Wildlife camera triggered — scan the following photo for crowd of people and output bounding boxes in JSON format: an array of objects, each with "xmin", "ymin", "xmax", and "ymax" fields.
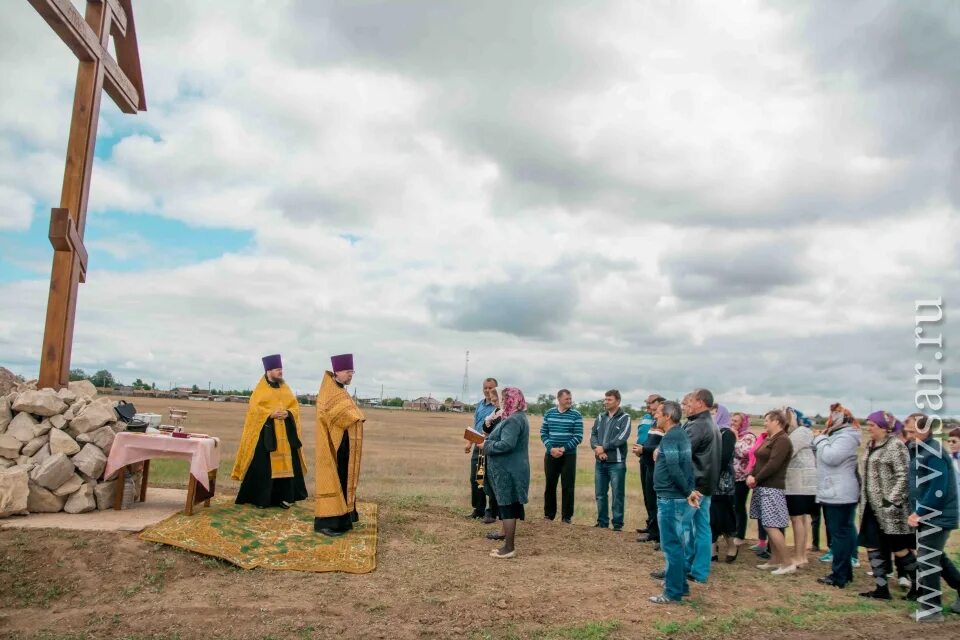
[{"xmin": 465, "ymin": 381, "xmax": 960, "ymax": 622}]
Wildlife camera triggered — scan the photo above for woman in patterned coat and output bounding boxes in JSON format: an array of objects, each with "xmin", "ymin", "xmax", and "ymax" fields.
[{"xmin": 858, "ymin": 410, "xmax": 916, "ymax": 600}]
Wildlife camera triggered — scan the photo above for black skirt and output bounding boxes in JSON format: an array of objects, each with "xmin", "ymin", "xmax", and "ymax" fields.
[
  {"xmin": 498, "ymin": 502, "xmax": 525, "ymax": 520},
  {"xmin": 858, "ymin": 503, "xmax": 914, "ymax": 551},
  {"xmin": 710, "ymin": 495, "xmax": 737, "ymax": 539},
  {"xmin": 786, "ymin": 494, "xmax": 818, "ymax": 516},
  {"xmin": 235, "ymin": 417, "xmax": 308, "ymax": 508}
]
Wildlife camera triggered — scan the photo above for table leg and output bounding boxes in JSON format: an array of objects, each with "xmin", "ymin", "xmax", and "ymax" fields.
[
  {"xmin": 204, "ymin": 469, "xmax": 216, "ymax": 508},
  {"xmin": 139, "ymin": 459, "xmax": 150, "ymax": 502},
  {"xmin": 185, "ymin": 474, "xmax": 196, "ymax": 516},
  {"xmin": 113, "ymin": 466, "xmax": 125, "ymax": 510}
]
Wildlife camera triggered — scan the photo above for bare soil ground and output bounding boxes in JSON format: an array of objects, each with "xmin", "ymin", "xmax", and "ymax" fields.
[{"xmin": 1, "ymin": 401, "xmax": 958, "ymax": 639}]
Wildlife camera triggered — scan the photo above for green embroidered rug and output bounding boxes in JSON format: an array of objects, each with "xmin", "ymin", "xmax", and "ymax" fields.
[{"xmin": 140, "ymin": 498, "xmax": 377, "ymax": 573}]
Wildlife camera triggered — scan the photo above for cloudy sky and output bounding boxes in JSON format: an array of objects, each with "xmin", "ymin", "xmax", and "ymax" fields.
[{"xmin": 1, "ymin": 0, "xmax": 957, "ymax": 417}]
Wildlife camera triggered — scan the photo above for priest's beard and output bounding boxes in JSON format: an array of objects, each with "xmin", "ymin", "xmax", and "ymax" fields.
[{"xmin": 268, "ymin": 374, "xmax": 284, "ymax": 385}]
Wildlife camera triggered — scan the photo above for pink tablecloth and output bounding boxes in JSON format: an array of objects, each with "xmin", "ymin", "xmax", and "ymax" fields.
[{"xmin": 104, "ymin": 432, "xmax": 221, "ymax": 490}]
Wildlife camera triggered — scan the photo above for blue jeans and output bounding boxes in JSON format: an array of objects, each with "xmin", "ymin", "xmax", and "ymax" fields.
[
  {"xmin": 822, "ymin": 502, "xmax": 858, "ymax": 586},
  {"xmin": 658, "ymin": 497, "xmax": 695, "ymax": 600},
  {"xmin": 595, "ymin": 461, "xmax": 626, "ymax": 528},
  {"xmin": 683, "ymin": 494, "xmax": 712, "ymax": 582}
]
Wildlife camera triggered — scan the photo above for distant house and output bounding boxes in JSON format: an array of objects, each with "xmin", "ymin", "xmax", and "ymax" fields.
[
  {"xmin": 404, "ymin": 396, "xmax": 441, "ymax": 411},
  {"xmin": 444, "ymin": 399, "xmax": 465, "ymax": 412}
]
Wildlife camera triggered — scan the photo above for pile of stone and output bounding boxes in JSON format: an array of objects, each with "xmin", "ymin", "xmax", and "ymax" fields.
[{"xmin": 0, "ymin": 379, "xmax": 138, "ymax": 518}]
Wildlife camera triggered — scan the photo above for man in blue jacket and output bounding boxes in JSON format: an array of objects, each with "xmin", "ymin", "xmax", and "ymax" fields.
[
  {"xmin": 590, "ymin": 389, "xmax": 632, "ymax": 531},
  {"xmin": 906, "ymin": 413, "xmax": 960, "ymax": 622},
  {"xmin": 648, "ymin": 400, "xmax": 697, "ymax": 604}
]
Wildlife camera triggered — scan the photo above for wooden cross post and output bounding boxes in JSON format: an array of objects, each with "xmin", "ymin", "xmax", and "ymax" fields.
[{"xmin": 28, "ymin": 0, "xmax": 146, "ymax": 389}]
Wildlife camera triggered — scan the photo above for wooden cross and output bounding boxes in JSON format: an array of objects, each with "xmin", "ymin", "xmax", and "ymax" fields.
[{"xmin": 28, "ymin": 0, "xmax": 146, "ymax": 389}]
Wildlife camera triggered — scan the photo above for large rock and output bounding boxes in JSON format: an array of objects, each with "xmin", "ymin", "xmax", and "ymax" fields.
[
  {"xmin": 22, "ymin": 436, "xmax": 46, "ymax": 457},
  {"xmin": 68, "ymin": 379, "xmax": 98, "ymax": 399},
  {"xmin": 70, "ymin": 403, "xmax": 115, "ymax": 434},
  {"xmin": 27, "ymin": 481, "xmax": 66, "ymax": 512},
  {"xmin": 56, "ymin": 387, "xmax": 78, "ymax": 406},
  {"xmin": 49, "ymin": 428, "xmax": 81, "ymax": 456},
  {"xmin": 28, "ymin": 443, "xmax": 51, "ymax": 467},
  {"xmin": 53, "ymin": 473, "xmax": 84, "ymax": 497},
  {"xmin": 31, "ymin": 453, "xmax": 75, "ymax": 491},
  {"xmin": 0, "ymin": 433, "xmax": 22, "ymax": 459},
  {"xmin": 0, "ymin": 467, "xmax": 30, "ymax": 517},
  {"xmin": 49, "ymin": 414, "xmax": 67, "ymax": 430},
  {"xmin": 64, "ymin": 482, "xmax": 96, "ymax": 513},
  {"xmin": 7, "ymin": 413, "xmax": 38, "ymax": 443},
  {"xmin": 12, "ymin": 389, "xmax": 67, "ymax": 417},
  {"xmin": 0, "ymin": 367, "xmax": 20, "ymax": 396},
  {"xmin": 94, "ymin": 479, "xmax": 116, "ymax": 510},
  {"xmin": 0, "ymin": 395, "xmax": 11, "ymax": 433},
  {"xmin": 78, "ymin": 425, "xmax": 116, "ymax": 453},
  {"xmin": 33, "ymin": 420, "xmax": 52, "ymax": 438},
  {"xmin": 72, "ymin": 444, "xmax": 107, "ymax": 480}
]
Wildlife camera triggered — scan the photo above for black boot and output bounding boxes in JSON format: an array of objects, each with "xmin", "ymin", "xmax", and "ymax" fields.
[
  {"xmin": 895, "ymin": 551, "xmax": 918, "ymax": 600},
  {"xmin": 860, "ymin": 549, "xmax": 892, "ymax": 599}
]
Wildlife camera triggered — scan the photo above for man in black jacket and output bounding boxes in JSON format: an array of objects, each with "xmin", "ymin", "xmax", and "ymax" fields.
[
  {"xmin": 590, "ymin": 389, "xmax": 632, "ymax": 531},
  {"xmin": 681, "ymin": 389, "xmax": 721, "ymax": 583}
]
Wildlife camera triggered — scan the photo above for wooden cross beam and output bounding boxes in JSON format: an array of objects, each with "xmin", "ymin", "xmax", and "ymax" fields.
[{"xmin": 28, "ymin": 0, "xmax": 146, "ymax": 389}]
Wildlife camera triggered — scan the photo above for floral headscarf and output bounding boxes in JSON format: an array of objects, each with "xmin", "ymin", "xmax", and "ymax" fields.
[
  {"xmin": 733, "ymin": 412, "xmax": 751, "ymax": 438},
  {"xmin": 500, "ymin": 387, "xmax": 527, "ymax": 418}
]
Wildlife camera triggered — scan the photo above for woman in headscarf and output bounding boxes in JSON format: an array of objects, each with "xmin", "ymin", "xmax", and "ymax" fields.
[
  {"xmin": 478, "ymin": 387, "xmax": 531, "ymax": 559},
  {"xmin": 710, "ymin": 405, "xmax": 738, "ymax": 561},
  {"xmin": 812, "ymin": 408, "xmax": 861, "ymax": 588},
  {"xmin": 784, "ymin": 406, "xmax": 818, "ymax": 570},
  {"xmin": 731, "ymin": 412, "xmax": 754, "ymax": 548},
  {"xmin": 858, "ymin": 411, "xmax": 916, "ymax": 600},
  {"xmin": 747, "ymin": 428, "xmax": 770, "ymax": 557}
]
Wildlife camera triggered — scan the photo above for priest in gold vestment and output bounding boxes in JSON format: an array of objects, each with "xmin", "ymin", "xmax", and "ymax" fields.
[
  {"xmin": 232, "ymin": 354, "xmax": 308, "ymax": 508},
  {"xmin": 314, "ymin": 353, "xmax": 365, "ymax": 536}
]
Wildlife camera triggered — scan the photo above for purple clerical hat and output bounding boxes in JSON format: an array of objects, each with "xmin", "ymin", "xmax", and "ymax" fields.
[
  {"xmin": 262, "ymin": 354, "xmax": 282, "ymax": 371},
  {"xmin": 330, "ymin": 353, "xmax": 354, "ymax": 372}
]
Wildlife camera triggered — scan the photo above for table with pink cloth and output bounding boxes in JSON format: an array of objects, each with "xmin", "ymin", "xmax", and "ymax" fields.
[{"xmin": 105, "ymin": 432, "xmax": 221, "ymax": 489}]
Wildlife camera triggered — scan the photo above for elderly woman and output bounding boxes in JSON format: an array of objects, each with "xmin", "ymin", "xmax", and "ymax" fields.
[
  {"xmin": 748, "ymin": 410, "xmax": 794, "ymax": 574},
  {"xmin": 710, "ymin": 405, "xmax": 738, "ymax": 562},
  {"xmin": 478, "ymin": 387, "xmax": 530, "ymax": 559},
  {"xmin": 784, "ymin": 407, "xmax": 818, "ymax": 570},
  {"xmin": 731, "ymin": 412, "xmax": 754, "ymax": 548},
  {"xmin": 812, "ymin": 410, "xmax": 861, "ymax": 588},
  {"xmin": 858, "ymin": 411, "xmax": 915, "ymax": 600}
]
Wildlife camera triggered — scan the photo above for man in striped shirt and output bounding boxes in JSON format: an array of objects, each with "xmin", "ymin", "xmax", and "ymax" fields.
[
  {"xmin": 540, "ymin": 389, "xmax": 584, "ymax": 523},
  {"xmin": 591, "ymin": 389, "xmax": 632, "ymax": 531}
]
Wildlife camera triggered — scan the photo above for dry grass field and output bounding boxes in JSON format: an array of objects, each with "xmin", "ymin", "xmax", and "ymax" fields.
[{"xmin": 1, "ymin": 399, "xmax": 958, "ymax": 639}]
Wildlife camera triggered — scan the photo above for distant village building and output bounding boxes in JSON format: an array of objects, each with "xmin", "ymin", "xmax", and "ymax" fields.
[
  {"xmin": 444, "ymin": 399, "xmax": 465, "ymax": 412},
  {"xmin": 404, "ymin": 396, "xmax": 441, "ymax": 411}
]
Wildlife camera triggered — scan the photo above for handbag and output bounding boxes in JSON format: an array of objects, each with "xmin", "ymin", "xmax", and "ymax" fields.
[{"xmin": 114, "ymin": 400, "xmax": 137, "ymax": 423}]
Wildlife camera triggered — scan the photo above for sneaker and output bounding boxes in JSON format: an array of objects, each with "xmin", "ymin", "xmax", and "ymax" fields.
[
  {"xmin": 612, "ymin": 525, "xmax": 623, "ymax": 532},
  {"xmin": 950, "ymin": 598, "xmax": 960, "ymax": 614},
  {"xmin": 757, "ymin": 563, "xmax": 778, "ymax": 570},
  {"xmin": 650, "ymin": 569, "xmax": 666, "ymax": 579},
  {"xmin": 851, "ymin": 557, "xmax": 861, "ymax": 568},
  {"xmin": 749, "ymin": 542, "xmax": 766, "ymax": 551},
  {"xmin": 561, "ymin": 518, "xmax": 572, "ymax": 524},
  {"xmin": 818, "ymin": 551, "xmax": 833, "ymax": 563},
  {"xmin": 899, "ymin": 577, "xmax": 911, "ymax": 589},
  {"xmin": 756, "ymin": 549, "xmax": 771, "ymax": 560}
]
